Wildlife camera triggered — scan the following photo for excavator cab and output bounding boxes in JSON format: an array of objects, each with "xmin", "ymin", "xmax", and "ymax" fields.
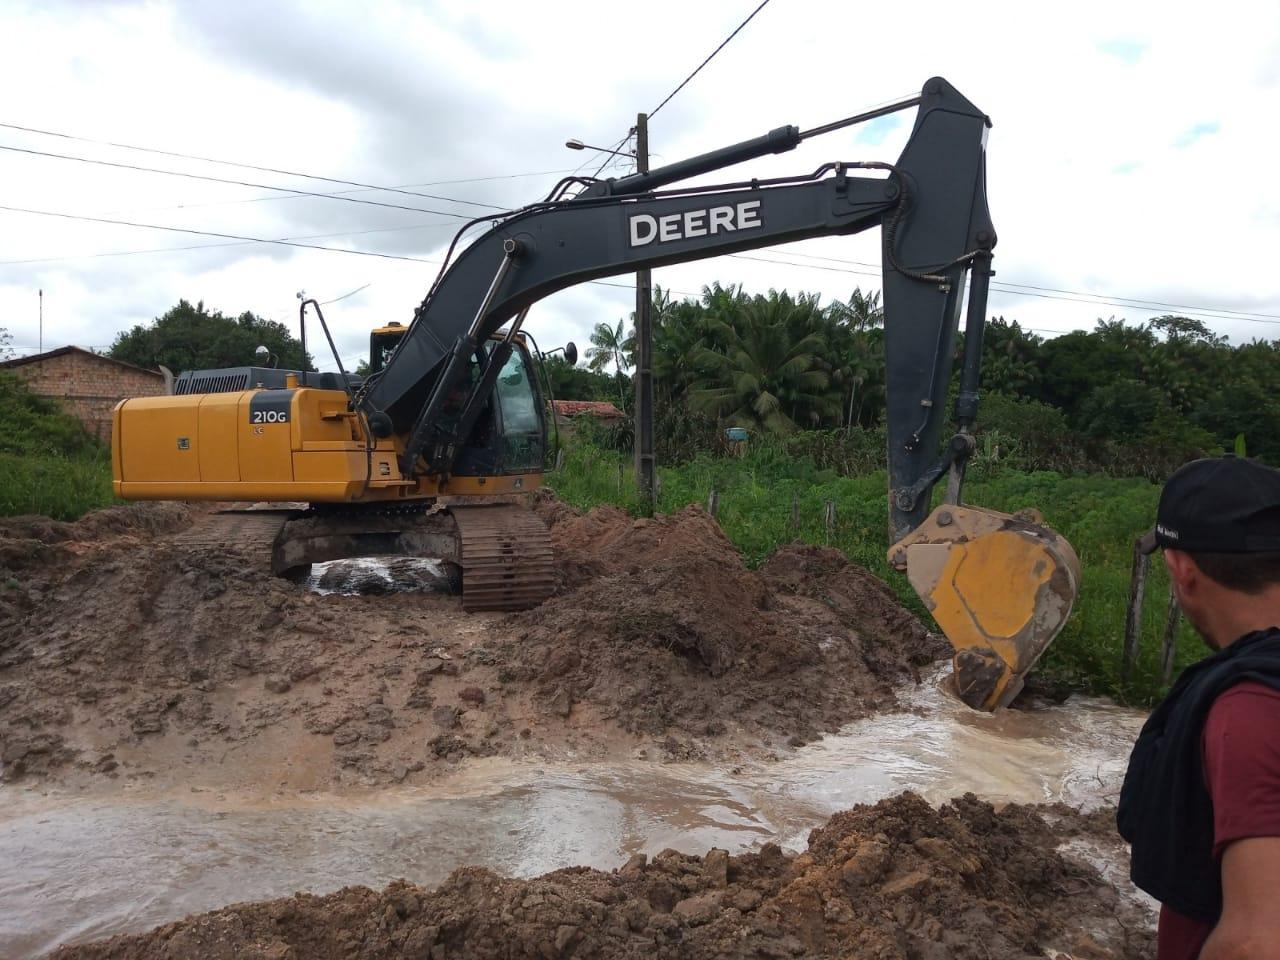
[{"xmin": 368, "ymin": 323, "xmax": 406, "ymax": 375}]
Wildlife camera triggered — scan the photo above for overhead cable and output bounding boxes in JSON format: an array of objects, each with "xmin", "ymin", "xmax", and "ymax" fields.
[
  {"xmin": 0, "ymin": 120, "xmax": 519, "ymax": 210},
  {"xmin": 649, "ymin": 0, "xmax": 773, "ymax": 119},
  {"xmin": 0, "ymin": 143, "xmax": 504, "ymax": 218},
  {"xmin": 727, "ymin": 251, "xmax": 1280, "ymax": 327}
]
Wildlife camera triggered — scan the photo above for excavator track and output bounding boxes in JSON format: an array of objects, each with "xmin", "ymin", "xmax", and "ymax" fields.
[
  {"xmin": 176, "ymin": 509, "xmax": 295, "ymax": 566},
  {"xmin": 450, "ymin": 504, "xmax": 555, "ymax": 612},
  {"xmin": 174, "ymin": 504, "xmax": 554, "ymax": 613}
]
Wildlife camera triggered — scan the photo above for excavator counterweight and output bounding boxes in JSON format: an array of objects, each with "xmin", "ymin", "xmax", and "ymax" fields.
[{"xmin": 112, "ymin": 77, "xmax": 1080, "ymax": 711}]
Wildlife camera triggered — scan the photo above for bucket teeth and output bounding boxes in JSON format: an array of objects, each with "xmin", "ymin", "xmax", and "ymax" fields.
[{"xmin": 889, "ymin": 504, "xmax": 1081, "ymax": 711}]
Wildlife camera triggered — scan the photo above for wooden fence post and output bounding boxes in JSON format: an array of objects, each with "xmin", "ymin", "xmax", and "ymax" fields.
[
  {"xmin": 707, "ymin": 488, "xmax": 719, "ymax": 519},
  {"xmin": 823, "ymin": 499, "xmax": 836, "ymax": 544},
  {"xmin": 1161, "ymin": 586, "xmax": 1182, "ymax": 686},
  {"xmin": 791, "ymin": 494, "xmax": 801, "ymax": 531},
  {"xmin": 1121, "ymin": 537, "xmax": 1151, "ymax": 684}
]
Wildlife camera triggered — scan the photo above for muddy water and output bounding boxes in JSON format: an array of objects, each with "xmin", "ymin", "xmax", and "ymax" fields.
[
  {"xmin": 0, "ymin": 672, "xmax": 1146, "ymax": 957},
  {"xmin": 308, "ymin": 557, "xmax": 451, "ymax": 597}
]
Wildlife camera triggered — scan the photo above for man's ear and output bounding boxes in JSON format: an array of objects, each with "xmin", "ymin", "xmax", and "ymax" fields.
[{"xmin": 1165, "ymin": 548, "xmax": 1199, "ymax": 596}]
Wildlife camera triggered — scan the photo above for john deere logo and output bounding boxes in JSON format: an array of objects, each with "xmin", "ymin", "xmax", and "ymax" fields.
[{"xmin": 628, "ymin": 200, "xmax": 762, "ymax": 247}]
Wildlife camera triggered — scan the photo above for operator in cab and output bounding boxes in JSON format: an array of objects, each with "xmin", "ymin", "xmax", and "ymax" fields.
[{"xmin": 1118, "ymin": 456, "xmax": 1280, "ymax": 960}]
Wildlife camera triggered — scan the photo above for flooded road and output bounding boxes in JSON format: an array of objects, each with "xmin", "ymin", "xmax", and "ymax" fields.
[{"xmin": 0, "ymin": 672, "xmax": 1146, "ymax": 957}]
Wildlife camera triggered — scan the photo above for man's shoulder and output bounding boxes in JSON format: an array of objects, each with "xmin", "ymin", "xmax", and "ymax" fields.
[{"xmin": 1213, "ymin": 680, "xmax": 1280, "ymax": 710}]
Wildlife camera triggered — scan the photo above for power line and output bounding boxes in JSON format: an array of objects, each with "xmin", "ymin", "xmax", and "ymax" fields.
[
  {"xmin": 111, "ymin": 167, "xmax": 581, "ymax": 217},
  {"xmin": 649, "ymin": 0, "xmax": 773, "ymax": 119},
  {"xmin": 0, "ymin": 219, "xmax": 461, "ymax": 267},
  {"xmin": 0, "ymin": 120, "xmax": 524, "ymax": 211},
  {"xmin": 758, "ymin": 248, "xmax": 1280, "ymax": 323},
  {"xmin": 0, "ymin": 200, "xmax": 700, "ymax": 306},
  {"xmin": 0, "ymin": 202, "xmax": 437, "ymax": 264},
  {"xmin": 727, "ymin": 250, "xmax": 1280, "ymax": 327},
  {"xmin": 321, "ymin": 283, "xmax": 372, "ymax": 306},
  {"xmin": 0, "ymin": 142, "xmax": 503, "ymax": 218}
]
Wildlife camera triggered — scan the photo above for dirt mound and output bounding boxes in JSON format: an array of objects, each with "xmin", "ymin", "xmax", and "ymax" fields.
[
  {"xmin": 0, "ymin": 502, "xmax": 192, "ymax": 573},
  {"xmin": 539, "ymin": 499, "xmax": 740, "ymax": 593},
  {"xmin": 54, "ymin": 792, "xmax": 1153, "ymax": 959},
  {"xmin": 505, "ymin": 504, "xmax": 938, "ymax": 751},
  {"xmin": 0, "ymin": 527, "xmax": 558, "ymax": 788}
]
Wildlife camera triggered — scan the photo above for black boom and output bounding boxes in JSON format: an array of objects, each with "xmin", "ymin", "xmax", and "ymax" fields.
[{"xmin": 358, "ymin": 77, "xmax": 994, "ymax": 542}]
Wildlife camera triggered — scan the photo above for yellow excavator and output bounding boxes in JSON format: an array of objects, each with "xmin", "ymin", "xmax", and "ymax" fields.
[{"xmin": 112, "ymin": 78, "xmax": 1079, "ymax": 711}]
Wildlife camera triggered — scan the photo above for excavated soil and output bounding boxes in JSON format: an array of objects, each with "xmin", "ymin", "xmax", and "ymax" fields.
[
  {"xmin": 0, "ymin": 494, "xmax": 940, "ymax": 789},
  {"xmin": 52, "ymin": 791, "xmax": 1154, "ymax": 960},
  {"xmin": 514, "ymin": 495, "xmax": 944, "ymax": 754}
]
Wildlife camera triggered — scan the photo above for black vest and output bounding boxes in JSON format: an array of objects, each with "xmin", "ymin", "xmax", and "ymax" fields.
[{"xmin": 1117, "ymin": 627, "xmax": 1280, "ymax": 921}]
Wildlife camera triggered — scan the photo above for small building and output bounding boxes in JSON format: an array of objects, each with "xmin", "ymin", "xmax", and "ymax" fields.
[
  {"xmin": 0, "ymin": 346, "xmax": 165, "ymax": 443},
  {"xmin": 551, "ymin": 399, "xmax": 626, "ymax": 427}
]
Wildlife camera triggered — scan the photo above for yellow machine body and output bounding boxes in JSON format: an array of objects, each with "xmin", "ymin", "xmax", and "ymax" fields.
[
  {"xmin": 889, "ymin": 504, "xmax": 1081, "ymax": 711},
  {"xmin": 112, "ymin": 385, "xmax": 540, "ymax": 503}
]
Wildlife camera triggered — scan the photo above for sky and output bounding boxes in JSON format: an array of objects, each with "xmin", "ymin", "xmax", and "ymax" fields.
[{"xmin": 1, "ymin": 0, "xmax": 1278, "ymax": 372}]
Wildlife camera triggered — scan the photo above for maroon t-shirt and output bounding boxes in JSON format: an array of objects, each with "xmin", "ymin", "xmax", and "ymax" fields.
[{"xmin": 1156, "ymin": 681, "xmax": 1280, "ymax": 960}]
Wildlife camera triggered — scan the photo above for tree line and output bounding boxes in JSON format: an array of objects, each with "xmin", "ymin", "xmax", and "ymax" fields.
[
  {"xmin": 552, "ymin": 283, "xmax": 1280, "ymax": 476},
  {"xmin": 28, "ymin": 290, "xmax": 1274, "ymax": 478}
]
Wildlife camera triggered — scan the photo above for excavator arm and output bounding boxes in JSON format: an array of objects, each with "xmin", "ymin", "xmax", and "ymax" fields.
[{"xmin": 350, "ymin": 77, "xmax": 1079, "ymax": 711}]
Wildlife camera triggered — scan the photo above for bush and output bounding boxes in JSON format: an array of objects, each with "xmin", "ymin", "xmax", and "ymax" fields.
[
  {"xmin": 0, "ymin": 373, "xmax": 115, "ymax": 520},
  {"xmin": 0, "ymin": 452, "xmax": 113, "ymax": 520},
  {"xmin": 0, "ymin": 372, "xmax": 102, "ymax": 458}
]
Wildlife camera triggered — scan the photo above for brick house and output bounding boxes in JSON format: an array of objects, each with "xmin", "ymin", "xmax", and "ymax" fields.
[{"xmin": 0, "ymin": 346, "xmax": 166, "ymax": 443}]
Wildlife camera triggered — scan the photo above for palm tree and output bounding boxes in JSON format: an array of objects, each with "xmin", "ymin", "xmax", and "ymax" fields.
[
  {"xmin": 826, "ymin": 288, "xmax": 886, "ymax": 429},
  {"xmin": 585, "ymin": 318, "xmax": 634, "ymax": 404},
  {"xmin": 585, "ymin": 318, "xmax": 632, "ymax": 374},
  {"xmin": 691, "ymin": 291, "xmax": 839, "ymax": 432}
]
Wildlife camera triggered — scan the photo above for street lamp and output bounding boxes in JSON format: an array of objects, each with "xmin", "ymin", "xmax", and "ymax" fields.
[{"xmin": 564, "ymin": 138, "xmax": 635, "ymax": 159}]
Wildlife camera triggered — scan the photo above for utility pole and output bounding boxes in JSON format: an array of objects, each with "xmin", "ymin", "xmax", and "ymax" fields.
[
  {"xmin": 633, "ymin": 112, "xmax": 656, "ymax": 512},
  {"xmin": 38, "ymin": 289, "xmax": 43, "ymax": 354}
]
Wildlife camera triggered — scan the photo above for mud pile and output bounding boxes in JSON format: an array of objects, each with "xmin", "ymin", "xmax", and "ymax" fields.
[
  {"xmin": 0, "ymin": 524, "xmax": 537, "ymax": 788},
  {"xmin": 510, "ymin": 498, "xmax": 944, "ymax": 752},
  {"xmin": 1, "ymin": 495, "xmax": 940, "ymax": 788},
  {"xmin": 0, "ymin": 502, "xmax": 191, "ymax": 573},
  {"xmin": 54, "ymin": 792, "xmax": 1153, "ymax": 960}
]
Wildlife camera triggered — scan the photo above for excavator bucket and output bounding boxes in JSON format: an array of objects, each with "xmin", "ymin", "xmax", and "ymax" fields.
[{"xmin": 888, "ymin": 505, "xmax": 1081, "ymax": 711}]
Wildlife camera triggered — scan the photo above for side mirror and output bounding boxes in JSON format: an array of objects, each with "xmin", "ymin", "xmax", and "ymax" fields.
[{"xmin": 563, "ymin": 341, "xmax": 578, "ymax": 366}]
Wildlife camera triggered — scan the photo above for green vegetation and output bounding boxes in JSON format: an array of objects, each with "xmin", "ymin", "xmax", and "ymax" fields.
[
  {"xmin": 575, "ymin": 283, "xmax": 1280, "ymax": 474},
  {"xmin": 0, "ymin": 370, "xmax": 113, "ymax": 520},
  {"xmin": 548, "ymin": 434, "xmax": 1197, "ymax": 707},
  {"xmin": 109, "ymin": 299, "xmax": 312, "ymax": 372}
]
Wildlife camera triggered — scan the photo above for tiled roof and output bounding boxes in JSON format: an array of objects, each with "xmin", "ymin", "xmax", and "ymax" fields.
[{"xmin": 551, "ymin": 399, "xmax": 625, "ymax": 418}]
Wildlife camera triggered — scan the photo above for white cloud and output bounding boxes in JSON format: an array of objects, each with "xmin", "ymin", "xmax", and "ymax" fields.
[{"xmin": 1, "ymin": 0, "xmax": 1278, "ymax": 366}]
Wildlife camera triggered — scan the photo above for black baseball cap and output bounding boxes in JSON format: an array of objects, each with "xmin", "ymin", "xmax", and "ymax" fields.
[{"xmin": 1139, "ymin": 456, "xmax": 1280, "ymax": 554}]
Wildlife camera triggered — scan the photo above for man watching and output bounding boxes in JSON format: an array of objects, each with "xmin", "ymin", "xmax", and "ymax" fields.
[{"xmin": 1118, "ymin": 455, "xmax": 1280, "ymax": 960}]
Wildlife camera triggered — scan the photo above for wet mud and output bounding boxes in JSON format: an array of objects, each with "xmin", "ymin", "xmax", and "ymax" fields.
[
  {"xmin": 0, "ymin": 498, "xmax": 1156, "ymax": 957},
  {"xmin": 50, "ymin": 792, "xmax": 1152, "ymax": 959},
  {"xmin": 0, "ymin": 497, "xmax": 939, "ymax": 789}
]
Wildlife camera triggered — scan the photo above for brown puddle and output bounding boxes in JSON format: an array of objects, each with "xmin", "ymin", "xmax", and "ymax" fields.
[{"xmin": 0, "ymin": 670, "xmax": 1149, "ymax": 957}]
